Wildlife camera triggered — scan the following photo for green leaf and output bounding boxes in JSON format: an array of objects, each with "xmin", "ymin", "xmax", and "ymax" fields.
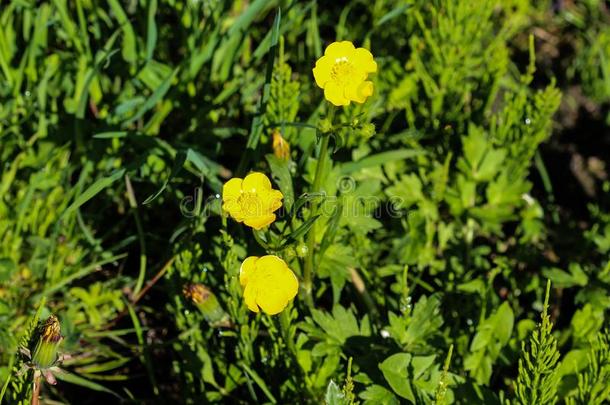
[
  {"xmin": 241, "ymin": 363, "xmax": 277, "ymax": 404},
  {"xmin": 406, "ymin": 294, "xmax": 443, "ymax": 347},
  {"xmin": 495, "ymin": 301, "xmax": 515, "ymax": 345},
  {"xmin": 319, "ymin": 201, "xmax": 344, "ymax": 258},
  {"xmin": 123, "ymin": 67, "xmax": 179, "ymax": 126},
  {"xmin": 462, "ymin": 126, "xmax": 488, "ymax": 170},
  {"xmin": 360, "ymin": 384, "xmax": 400, "ymax": 405},
  {"xmin": 325, "ymin": 380, "xmax": 345, "ymax": 405},
  {"xmin": 0, "ymin": 259, "xmax": 16, "ymax": 282},
  {"xmin": 309, "ymin": 306, "xmax": 369, "ymax": 344},
  {"xmin": 185, "ymin": 148, "xmax": 223, "ymax": 193},
  {"xmin": 465, "ymin": 301, "xmax": 514, "ymax": 384},
  {"xmin": 475, "ymin": 149, "xmax": 506, "ymax": 181},
  {"xmin": 266, "ymin": 154, "xmax": 294, "ymax": 210},
  {"xmin": 145, "ymin": 0, "xmax": 158, "ymax": 61},
  {"xmin": 318, "ymin": 244, "xmax": 353, "ymax": 304},
  {"xmin": 379, "ymin": 353, "xmax": 415, "ymax": 401},
  {"xmin": 279, "ymin": 215, "xmax": 320, "ymax": 248},
  {"xmin": 61, "ymin": 169, "xmax": 126, "ymax": 219},
  {"xmin": 236, "ymin": 7, "xmax": 281, "ymax": 174},
  {"xmin": 143, "ymin": 150, "xmax": 187, "ymax": 204},
  {"xmin": 375, "ymin": 4, "xmax": 412, "ymax": 27},
  {"xmin": 106, "ymin": 0, "xmax": 137, "ymax": 63},
  {"xmin": 542, "ymin": 264, "xmax": 588, "ymax": 288},
  {"xmin": 93, "ymin": 131, "xmax": 129, "ymax": 139},
  {"xmin": 56, "ymin": 372, "xmax": 121, "ymax": 398},
  {"xmin": 386, "ymin": 174, "xmax": 424, "ymax": 208},
  {"xmin": 340, "ymin": 149, "xmax": 425, "ymax": 175}
]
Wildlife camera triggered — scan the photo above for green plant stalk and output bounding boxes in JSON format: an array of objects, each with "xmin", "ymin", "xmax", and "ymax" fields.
[
  {"xmin": 303, "ymin": 108, "xmax": 335, "ymax": 306},
  {"xmin": 279, "ymin": 309, "xmax": 296, "ymax": 356},
  {"xmin": 125, "ymin": 175, "xmax": 148, "ymax": 296},
  {"xmin": 32, "ymin": 374, "xmax": 41, "ymax": 405}
]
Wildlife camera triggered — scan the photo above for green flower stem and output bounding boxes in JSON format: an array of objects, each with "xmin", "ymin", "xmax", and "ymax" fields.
[
  {"xmin": 279, "ymin": 308, "xmax": 296, "ymax": 356},
  {"xmin": 278, "ymin": 307, "xmax": 314, "ymax": 397},
  {"xmin": 303, "ymin": 107, "xmax": 335, "ymax": 307}
]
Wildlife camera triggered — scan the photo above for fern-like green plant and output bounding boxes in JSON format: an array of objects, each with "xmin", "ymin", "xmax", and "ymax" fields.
[
  {"xmin": 0, "ymin": 299, "xmax": 46, "ymax": 405},
  {"xmin": 513, "ymin": 280, "xmax": 560, "ymax": 405},
  {"xmin": 565, "ymin": 329, "xmax": 610, "ymax": 405}
]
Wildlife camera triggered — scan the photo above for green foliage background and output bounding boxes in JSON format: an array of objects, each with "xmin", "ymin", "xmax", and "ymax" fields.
[{"xmin": 1, "ymin": 0, "xmax": 609, "ymax": 403}]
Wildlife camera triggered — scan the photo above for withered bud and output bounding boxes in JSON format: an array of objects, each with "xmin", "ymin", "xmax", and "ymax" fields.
[
  {"xmin": 32, "ymin": 315, "xmax": 63, "ymax": 369},
  {"xmin": 183, "ymin": 283, "xmax": 210, "ymax": 305},
  {"xmin": 183, "ymin": 284, "xmax": 231, "ymax": 327}
]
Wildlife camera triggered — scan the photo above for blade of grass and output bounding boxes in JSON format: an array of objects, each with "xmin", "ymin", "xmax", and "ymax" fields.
[
  {"xmin": 123, "ymin": 67, "xmax": 179, "ymax": 126},
  {"xmin": 56, "ymin": 372, "xmax": 121, "ymax": 398},
  {"xmin": 127, "ymin": 303, "xmax": 158, "ymax": 396},
  {"xmin": 125, "ymin": 175, "xmax": 148, "ymax": 296},
  {"xmin": 241, "ymin": 363, "xmax": 277, "ymax": 404},
  {"xmin": 145, "ymin": 0, "xmax": 157, "ymax": 61},
  {"xmin": 61, "ymin": 168, "xmax": 126, "ymax": 220},
  {"xmin": 37, "ymin": 253, "xmax": 127, "ymax": 298},
  {"xmin": 236, "ymin": 8, "xmax": 281, "ymax": 175}
]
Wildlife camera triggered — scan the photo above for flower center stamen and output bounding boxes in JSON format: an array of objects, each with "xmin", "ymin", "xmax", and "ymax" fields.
[
  {"xmin": 238, "ymin": 192, "xmax": 262, "ymax": 216},
  {"xmin": 330, "ymin": 57, "xmax": 355, "ymax": 84}
]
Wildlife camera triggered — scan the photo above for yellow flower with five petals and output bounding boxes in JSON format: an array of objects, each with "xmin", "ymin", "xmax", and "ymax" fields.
[
  {"xmin": 222, "ymin": 172, "xmax": 283, "ymax": 230},
  {"xmin": 313, "ymin": 41, "xmax": 377, "ymax": 106},
  {"xmin": 240, "ymin": 255, "xmax": 299, "ymax": 315}
]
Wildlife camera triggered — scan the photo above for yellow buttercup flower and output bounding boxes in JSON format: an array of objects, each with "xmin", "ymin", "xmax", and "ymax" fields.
[
  {"xmin": 222, "ymin": 172, "xmax": 283, "ymax": 230},
  {"xmin": 240, "ymin": 255, "xmax": 299, "ymax": 315},
  {"xmin": 313, "ymin": 41, "xmax": 377, "ymax": 106}
]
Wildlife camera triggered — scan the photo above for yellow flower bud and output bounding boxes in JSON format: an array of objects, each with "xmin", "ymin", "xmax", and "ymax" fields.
[
  {"xmin": 272, "ymin": 130, "xmax": 291, "ymax": 161},
  {"xmin": 318, "ymin": 118, "xmax": 333, "ymax": 134},
  {"xmin": 296, "ymin": 243, "xmax": 309, "ymax": 258},
  {"xmin": 361, "ymin": 123, "xmax": 376, "ymax": 139}
]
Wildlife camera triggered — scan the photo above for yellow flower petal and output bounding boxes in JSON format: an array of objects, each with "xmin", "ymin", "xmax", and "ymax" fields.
[
  {"xmin": 222, "ymin": 178, "xmax": 243, "ymax": 201},
  {"xmin": 345, "ymin": 80, "xmax": 374, "ymax": 104},
  {"xmin": 279, "ymin": 267, "xmax": 299, "ymax": 302},
  {"xmin": 243, "ymin": 282, "xmax": 260, "ymax": 313},
  {"xmin": 324, "ymin": 81, "xmax": 350, "ymax": 106},
  {"xmin": 244, "ymin": 214, "xmax": 276, "ymax": 230},
  {"xmin": 260, "ymin": 189, "xmax": 283, "ymax": 212},
  {"xmin": 240, "ymin": 255, "xmax": 299, "ymax": 315},
  {"xmin": 313, "ymin": 55, "xmax": 333, "ymax": 88},
  {"xmin": 243, "ymin": 172, "xmax": 272, "ymax": 193},
  {"xmin": 353, "ymin": 48, "xmax": 377, "ymax": 73},
  {"xmin": 324, "ymin": 41, "xmax": 355, "ymax": 59},
  {"xmin": 239, "ymin": 256, "xmax": 259, "ymax": 287},
  {"xmin": 255, "ymin": 255, "xmax": 286, "ymax": 271},
  {"xmin": 257, "ymin": 287, "xmax": 289, "ymax": 315},
  {"xmin": 256, "ymin": 256, "xmax": 298, "ymax": 301}
]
